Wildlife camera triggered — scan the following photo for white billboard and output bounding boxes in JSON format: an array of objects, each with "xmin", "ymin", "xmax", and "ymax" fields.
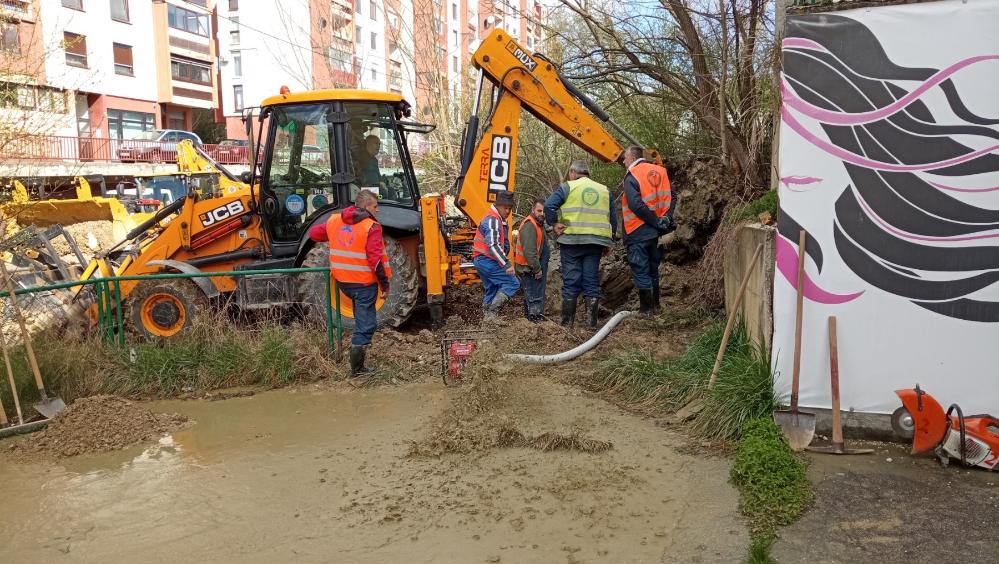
[{"xmin": 776, "ymin": 0, "xmax": 999, "ymax": 414}]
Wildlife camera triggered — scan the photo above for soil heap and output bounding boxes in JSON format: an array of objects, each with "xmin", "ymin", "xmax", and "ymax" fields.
[{"xmin": 6, "ymin": 395, "xmax": 188, "ymax": 458}]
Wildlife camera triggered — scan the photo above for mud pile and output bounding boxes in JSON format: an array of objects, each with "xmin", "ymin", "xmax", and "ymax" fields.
[
  {"xmin": 58, "ymin": 220, "xmax": 116, "ymax": 260},
  {"xmin": 7, "ymin": 395, "xmax": 188, "ymax": 458}
]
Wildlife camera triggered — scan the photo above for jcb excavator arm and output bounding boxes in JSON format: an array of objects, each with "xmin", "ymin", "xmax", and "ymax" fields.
[{"xmin": 455, "ymin": 28, "xmax": 646, "ymax": 224}]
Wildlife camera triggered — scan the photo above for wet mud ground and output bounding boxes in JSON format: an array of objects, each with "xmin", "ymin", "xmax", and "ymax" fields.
[
  {"xmin": 774, "ymin": 440, "xmax": 999, "ymax": 563},
  {"xmin": 0, "ymin": 378, "xmax": 748, "ymax": 563}
]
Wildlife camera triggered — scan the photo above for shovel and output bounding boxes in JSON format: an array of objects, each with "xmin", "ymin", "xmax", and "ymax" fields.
[
  {"xmin": 774, "ymin": 230, "xmax": 815, "ymax": 451},
  {"xmin": 0, "ymin": 257, "xmax": 65, "ymax": 419},
  {"xmin": 806, "ymin": 316, "xmax": 873, "ymax": 455}
]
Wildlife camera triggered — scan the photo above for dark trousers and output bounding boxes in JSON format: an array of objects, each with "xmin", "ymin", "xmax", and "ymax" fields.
[
  {"xmin": 626, "ymin": 238, "xmax": 662, "ymax": 289},
  {"xmin": 341, "ymin": 283, "xmax": 377, "ymax": 346},
  {"xmin": 520, "ymin": 245, "xmax": 550, "ymax": 320},
  {"xmin": 561, "ymin": 243, "xmax": 602, "ymax": 299}
]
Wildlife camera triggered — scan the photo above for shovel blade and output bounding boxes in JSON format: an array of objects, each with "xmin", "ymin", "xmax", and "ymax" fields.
[
  {"xmin": 773, "ymin": 409, "xmax": 816, "ymax": 451},
  {"xmin": 33, "ymin": 396, "xmax": 66, "ymax": 419}
]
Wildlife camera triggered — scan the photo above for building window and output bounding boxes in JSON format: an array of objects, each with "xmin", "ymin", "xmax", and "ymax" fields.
[
  {"xmin": 451, "ymin": 29, "xmax": 457, "ymax": 47},
  {"xmin": 186, "ymin": 0, "xmax": 207, "ymax": 7},
  {"xmin": 370, "ymin": 68, "xmax": 375, "ymax": 81},
  {"xmin": 64, "ymin": 32, "xmax": 88, "ymax": 68},
  {"xmin": 355, "ymin": 25, "xmax": 361, "ymax": 44},
  {"xmin": 232, "ymin": 52, "xmax": 242, "ymax": 77},
  {"xmin": 369, "ymin": 0, "xmax": 376, "ymax": 20},
  {"xmin": 108, "ymin": 108, "xmax": 154, "ymax": 139},
  {"xmin": 451, "ymin": 2, "xmax": 457, "ymax": 19},
  {"xmin": 170, "ymin": 56, "xmax": 212, "ymax": 85},
  {"xmin": 229, "ymin": 0, "xmax": 238, "ymax": 10},
  {"xmin": 62, "ymin": 0, "xmax": 83, "ymax": 10},
  {"xmin": 167, "ymin": 4, "xmax": 209, "ymax": 37},
  {"xmin": 327, "ymin": 46, "xmax": 350, "ymax": 73},
  {"xmin": 0, "ymin": 83, "xmax": 68, "ymax": 113},
  {"xmin": 370, "ymin": 31, "xmax": 376, "ymax": 50},
  {"xmin": 452, "ymin": 55, "xmax": 457, "ymax": 69},
  {"xmin": 110, "ymin": 0, "xmax": 128, "ymax": 22},
  {"xmin": 433, "ymin": 17, "xmax": 441, "ymax": 34},
  {"xmin": 233, "ymin": 85, "xmax": 244, "ymax": 111},
  {"xmin": 167, "ymin": 111, "xmax": 185, "ymax": 130},
  {"xmin": 113, "ymin": 43, "xmax": 133, "ymax": 75},
  {"xmin": 229, "ymin": 16, "xmax": 240, "ymax": 43},
  {"xmin": 355, "ymin": 0, "xmax": 361, "ymax": 14},
  {"xmin": 0, "ymin": 23, "xmax": 19, "ymax": 54}
]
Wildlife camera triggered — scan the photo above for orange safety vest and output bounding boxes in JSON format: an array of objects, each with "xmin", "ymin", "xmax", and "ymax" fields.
[
  {"xmin": 472, "ymin": 207, "xmax": 509, "ymax": 259},
  {"xmin": 326, "ymin": 213, "xmax": 391, "ymax": 285},
  {"xmin": 513, "ymin": 215, "xmax": 543, "ymax": 266},
  {"xmin": 621, "ymin": 161, "xmax": 672, "ymax": 234}
]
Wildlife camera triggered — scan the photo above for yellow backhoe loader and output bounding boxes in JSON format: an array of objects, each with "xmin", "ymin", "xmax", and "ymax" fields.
[{"xmin": 60, "ymin": 28, "xmax": 653, "ymax": 337}]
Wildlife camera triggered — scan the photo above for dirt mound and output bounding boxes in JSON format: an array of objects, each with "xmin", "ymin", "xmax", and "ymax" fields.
[
  {"xmin": 6, "ymin": 395, "xmax": 188, "ymax": 459},
  {"xmin": 58, "ymin": 220, "xmax": 116, "ymax": 260}
]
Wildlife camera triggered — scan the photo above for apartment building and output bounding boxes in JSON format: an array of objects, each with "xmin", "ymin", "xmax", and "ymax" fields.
[
  {"xmin": 0, "ymin": 0, "xmax": 542, "ymax": 147},
  {"xmin": 0, "ymin": 0, "xmax": 220, "ymax": 143}
]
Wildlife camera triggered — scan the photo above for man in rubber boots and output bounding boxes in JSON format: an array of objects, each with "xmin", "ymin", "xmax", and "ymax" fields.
[
  {"xmin": 472, "ymin": 190, "xmax": 519, "ymax": 323},
  {"xmin": 620, "ymin": 146, "xmax": 675, "ymax": 315},
  {"xmin": 544, "ymin": 160, "xmax": 615, "ymax": 328},
  {"xmin": 309, "ymin": 190, "xmax": 392, "ymax": 375},
  {"xmin": 513, "ymin": 198, "xmax": 550, "ymax": 323}
]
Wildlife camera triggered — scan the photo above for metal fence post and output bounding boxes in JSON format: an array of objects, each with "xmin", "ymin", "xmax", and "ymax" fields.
[{"xmin": 113, "ymin": 279, "xmax": 125, "ymax": 348}]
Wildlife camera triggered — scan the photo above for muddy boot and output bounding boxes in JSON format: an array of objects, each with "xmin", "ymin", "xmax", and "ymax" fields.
[
  {"xmin": 349, "ymin": 345, "xmax": 375, "ymax": 377},
  {"xmin": 652, "ymin": 282, "xmax": 662, "ymax": 313},
  {"xmin": 560, "ymin": 297, "xmax": 577, "ymax": 327},
  {"xmin": 584, "ymin": 297, "xmax": 600, "ymax": 328},
  {"xmin": 483, "ymin": 293, "xmax": 510, "ymax": 325},
  {"xmin": 638, "ymin": 288, "xmax": 654, "ymax": 316}
]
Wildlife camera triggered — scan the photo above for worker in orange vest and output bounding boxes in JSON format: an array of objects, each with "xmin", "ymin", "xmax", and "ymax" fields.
[
  {"xmin": 513, "ymin": 198, "xmax": 550, "ymax": 323},
  {"xmin": 472, "ymin": 190, "xmax": 520, "ymax": 322},
  {"xmin": 621, "ymin": 146, "xmax": 675, "ymax": 315},
  {"xmin": 308, "ymin": 190, "xmax": 392, "ymax": 376}
]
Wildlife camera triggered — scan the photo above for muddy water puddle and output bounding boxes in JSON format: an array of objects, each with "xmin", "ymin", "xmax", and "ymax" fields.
[{"xmin": 0, "ymin": 380, "xmax": 746, "ymax": 563}]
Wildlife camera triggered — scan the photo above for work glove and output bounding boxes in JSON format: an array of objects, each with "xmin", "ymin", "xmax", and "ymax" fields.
[
  {"xmin": 379, "ymin": 279, "xmax": 390, "ymax": 295},
  {"xmin": 656, "ymin": 216, "xmax": 676, "ymax": 236}
]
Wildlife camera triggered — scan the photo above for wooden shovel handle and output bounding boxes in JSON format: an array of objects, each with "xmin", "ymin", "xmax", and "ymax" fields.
[
  {"xmin": 791, "ymin": 230, "xmax": 806, "ymax": 411},
  {"xmin": 828, "ymin": 316, "xmax": 843, "ymax": 444},
  {"xmin": 0, "ymin": 255, "xmax": 46, "ymax": 396},
  {"xmin": 708, "ymin": 243, "xmax": 764, "ymax": 389}
]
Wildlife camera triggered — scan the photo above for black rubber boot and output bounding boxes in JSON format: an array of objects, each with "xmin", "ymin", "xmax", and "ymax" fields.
[
  {"xmin": 652, "ymin": 282, "xmax": 662, "ymax": 313},
  {"xmin": 585, "ymin": 297, "xmax": 600, "ymax": 328},
  {"xmin": 349, "ymin": 345, "xmax": 375, "ymax": 376},
  {"xmin": 560, "ymin": 297, "xmax": 577, "ymax": 327},
  {"xmin": 638, "ymin": 288, "xmax": 654, "ymax": 316}
]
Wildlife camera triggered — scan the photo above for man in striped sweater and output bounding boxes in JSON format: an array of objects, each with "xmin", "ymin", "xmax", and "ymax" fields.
[{"xmin": 472, "ymin": 190, "xmax": 520, "ymax": 322}]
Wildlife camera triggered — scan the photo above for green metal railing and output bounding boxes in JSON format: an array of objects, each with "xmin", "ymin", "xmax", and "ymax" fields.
[{"xmin": 2, "ymin": 267, "xmax": 345, "ymax": 357}]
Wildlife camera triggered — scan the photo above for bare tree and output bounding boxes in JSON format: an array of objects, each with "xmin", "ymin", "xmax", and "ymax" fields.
[{"xmin": 547, "ymin": 0, "xmax": 776, "ymax": 186}]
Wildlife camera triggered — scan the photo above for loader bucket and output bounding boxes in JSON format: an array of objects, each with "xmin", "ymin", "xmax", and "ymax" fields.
[{"xmin": 3, "ymin": 198, "xmax": 136, "ymax": 240}]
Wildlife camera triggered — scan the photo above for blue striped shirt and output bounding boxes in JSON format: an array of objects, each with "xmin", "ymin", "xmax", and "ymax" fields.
[{"xmin": 478, "ymin": 207, "xmax": 510, "ymax": 266}]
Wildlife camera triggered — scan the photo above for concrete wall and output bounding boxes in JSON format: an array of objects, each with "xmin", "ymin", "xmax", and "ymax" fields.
[{"xmin": 723, "ymin": 223, "xmax": 776, "ymax": 353}]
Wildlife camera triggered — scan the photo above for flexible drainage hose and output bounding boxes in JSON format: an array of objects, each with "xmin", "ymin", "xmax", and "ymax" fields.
[{"xmin": 503, "ymin": 310, "xmax": 635, "ymax": 364}]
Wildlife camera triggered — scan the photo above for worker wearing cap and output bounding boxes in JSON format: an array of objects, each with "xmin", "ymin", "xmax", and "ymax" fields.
[
  {"xmin": 621, "ymin": 145, "xmax": 675, "ymax": 315},
  {"xmin": 308, "ymin": 190, "xmax": 392, "ymax": 376},
  {"xmin": 472, "ymin": 190, "xmax": 520, "ymax": 322},
  {"xmin": 544, "ymin": 160, "xmax": 615, "ymax": 328},
  {"xmin": 513, "ymin": 197, "xmax": 550, "ymax": 323}
]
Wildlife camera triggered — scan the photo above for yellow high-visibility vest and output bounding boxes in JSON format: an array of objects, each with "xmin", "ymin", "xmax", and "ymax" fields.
[{"xmin": 559, "ymin": 177, "xmax": 612, "ymax": 238}]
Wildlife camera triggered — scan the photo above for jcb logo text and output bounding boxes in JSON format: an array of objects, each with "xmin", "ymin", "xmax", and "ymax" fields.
[
  {"xmin": 200, "ymin": 200, "xmax": 246, "ymax": 227},
  {"xmin": 488, "ymin": 135, "xmax": 512, "ymax": 192}
]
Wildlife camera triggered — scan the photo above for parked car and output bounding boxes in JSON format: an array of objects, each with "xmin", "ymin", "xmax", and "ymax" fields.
[
  {"xmin": 117, "ymin": 130, "xmax": 203, "ymax": 163},
  {"xmin": 214, "ymin": 139, "xmax": 249, "ymax": 163}
]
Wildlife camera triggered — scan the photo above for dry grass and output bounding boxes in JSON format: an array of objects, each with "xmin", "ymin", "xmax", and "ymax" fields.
[{"xmin": 496, "ymin": 423, "xmax": 613, "ymax": 453}]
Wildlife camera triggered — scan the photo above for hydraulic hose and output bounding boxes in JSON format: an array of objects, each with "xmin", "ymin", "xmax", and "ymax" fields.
[{"xmin": 503, "ymin": 310, "xmax": 634, "ymax": 364}]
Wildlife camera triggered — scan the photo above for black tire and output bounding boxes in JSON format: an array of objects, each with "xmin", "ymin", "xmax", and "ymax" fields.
[
  {"xmin": 127, "ymin": 279, "xmax": 208, "ymax": 339},
  {"xmin": 298, "ymin": 235, "xmax": 420, "ymax": 330}
]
